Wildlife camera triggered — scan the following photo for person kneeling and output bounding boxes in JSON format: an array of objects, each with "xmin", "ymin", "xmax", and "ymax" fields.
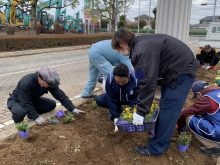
[
  {"xmin": 95, "ymin": 64, "xmax": 138, "ymax": 123},
  {"xmin": 177, "ymin": 80, "xmax": 220, "ymax": 155},
  {"xmin": 7, "ymin": 66, "xmax": 84, "ymax": 126}
]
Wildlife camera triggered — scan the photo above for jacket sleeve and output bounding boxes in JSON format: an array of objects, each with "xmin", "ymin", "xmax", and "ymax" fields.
[
  {"xmin": 49, "ymin": 87, "xmax": 76, "ymax": 112},
  {"xmin": 131, "ymin": 45, "xmax": 161, "ymax": 117},
  {"xmin": 18, "ymin": 82, "xmax": 39, "ymax": 120},
  {"xmin": 177, "ymin": 96, "xmax": 212, "ymax": 130},
  {"xmin": 119, "ymin": 56, "xmax": 134, "ymax": 71}
]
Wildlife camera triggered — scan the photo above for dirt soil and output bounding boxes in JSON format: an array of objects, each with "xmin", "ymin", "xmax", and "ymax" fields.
[{"xmin": 0, "ymin": 68, "xmax": 219, "ymax": 165}]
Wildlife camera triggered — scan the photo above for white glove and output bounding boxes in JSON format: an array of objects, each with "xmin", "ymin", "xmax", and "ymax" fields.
[
  {"xmin": 72, "ymin": 108, "xmax": 85, "ymax": 115},
  {"xmin": 205, "ymin": 65, "xmax": 211, "ymax": 70},
  {"xmin": 133, "ymin": 112, "xmax": 144, "ymax": 125},
  {"xmin": 114, "ymin": 118, "xmax": 119, "ymax": 132},
  {"xmin": 35, "ymin": 116, "xmax": 46, "ymax": 125}
]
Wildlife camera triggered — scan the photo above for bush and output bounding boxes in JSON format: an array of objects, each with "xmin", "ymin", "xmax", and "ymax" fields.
[
  {"xmin": 129, "ymin": 28, "xmax": 155, "ymax": 34},
  {"xmin": 0, "ymin": 33, "xmax": 112, "ymax": 52},
  {"xmin": 189, "ymin": 29, "xmax": 207, "ymax": 35}
]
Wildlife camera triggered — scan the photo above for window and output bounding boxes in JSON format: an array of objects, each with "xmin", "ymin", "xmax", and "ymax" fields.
[{"xmin": 212, "ymin": 27, "xmax": 216, "ymax": 33}]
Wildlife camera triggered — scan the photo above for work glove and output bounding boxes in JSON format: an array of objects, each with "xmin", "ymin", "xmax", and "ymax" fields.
[
  {"xmin": 205, "ymin": 65, "xmax": 211, "ymax": 70},
  {"xmin": 35, "ymin": 116, "xmax": 46, "ymax": 125},
  {"xmin": 72, "ymin": 108, "xmax": 85, "ymax": 115},
  {"xmin": 133, "ymin": 112, "xmax": 144, "ymax": 125},
  {"xmin": 114, "ymin": 118, "xmax": 119, "ymax": 132}
]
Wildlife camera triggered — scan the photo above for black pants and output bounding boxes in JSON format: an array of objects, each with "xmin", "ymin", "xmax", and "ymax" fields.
[
  {"xmin": 196, "ymin": 54, "xmax": 219, "ymax": 66},
  {"xmin": 7, "ymin": 97, "xmax": 56, "ymax": 123}
]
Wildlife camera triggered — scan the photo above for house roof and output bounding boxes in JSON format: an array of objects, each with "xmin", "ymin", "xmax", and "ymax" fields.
[
  {"xmin": 134, "ymin": 14, "xmax": 153, "ymax": 20},
  {"xmin": 200, "ymin": 16, "xmax": 220, "ymax": 21}
]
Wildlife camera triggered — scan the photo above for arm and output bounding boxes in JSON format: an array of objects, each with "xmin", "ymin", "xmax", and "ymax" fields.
[
  {"xmin": 49, "ymin": 87, "xmax": 76, "ymax": 112},
  {"xmin": 131, "ymin": 45, "xmax": 161, "ymax": 117},
  {"xmin": 177, "ymin": 96, "xmax": 212, "ymax": 130},
  {"xmin": 119, "ymin": 55, "xmax": 134, "ymax": 71},
  {"xmin": 18, "ymin": 82, "xmax": 39, "ymax": 120}
]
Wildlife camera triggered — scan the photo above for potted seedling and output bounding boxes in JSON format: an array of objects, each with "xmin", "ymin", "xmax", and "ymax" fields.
[
  {"xmin": 55, "ymin": 110, "xmax": 65, "ymax": 118},
  {"xmin": 16, "ymin": 122, "xmax": 29, "ymax": 139},
  {"xmin": 178, "ymin": 132, "xmax": 192, "ymax": 152},
  {"xmin": 63, "ymin": 113, "xmax": 74, "ymax": 124}
]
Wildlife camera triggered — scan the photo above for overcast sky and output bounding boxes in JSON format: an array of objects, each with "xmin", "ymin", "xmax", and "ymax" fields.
[{"xmin": 66, "ymin": 0, "xmax": 220, "ymax": 25}]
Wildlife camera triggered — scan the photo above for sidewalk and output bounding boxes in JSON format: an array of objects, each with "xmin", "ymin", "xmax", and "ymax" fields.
[{"xmin": 0, "ymin": 45, "xmax": 94, "ymax": 141}]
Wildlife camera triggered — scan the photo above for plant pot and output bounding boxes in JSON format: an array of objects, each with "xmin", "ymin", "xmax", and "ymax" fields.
[
  {"xmin": 55, "ymin": 110, "xmax": 65, "ymax": 118},
  {"xmin": 18, "ymin": 131, "xmax": 29, "ymax": 139},
  {"xmin": 178, "ymin": 144, "xmax": 189, "ymax": 152}
]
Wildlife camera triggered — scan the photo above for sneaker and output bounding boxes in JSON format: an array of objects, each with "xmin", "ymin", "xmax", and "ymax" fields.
[
  {"xmin": 200, "ymin": 147, "xmax": 220, "ymax": 155},
  {"xmin": 134, "ymin": 146, "xmax": 151, "ymax": 156}
]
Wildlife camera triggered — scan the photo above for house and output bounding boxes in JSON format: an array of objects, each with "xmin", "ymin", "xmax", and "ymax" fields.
[
  {"xmin": 199, "ymin": 16, "xmax": 220, "ymax": 26},
  {"xmin": 134, "ymin": 14, "xmax": 153, "ymax": 24}
]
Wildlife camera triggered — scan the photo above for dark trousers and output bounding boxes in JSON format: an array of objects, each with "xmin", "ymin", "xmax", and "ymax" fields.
[
  {"xmin": 7, "ymin": 97, "xmax": 56, "ymax": 123},
  {"xmin": 196, "ymin": 54, "xmax": 219, "ymax": 66},
  {"xmin": 147, "ymin": 74, "xmax": 195, "ymax": 155},
  {"xmin": 95, "ymin": 93, "xmax": 124, "ymax": 119}
]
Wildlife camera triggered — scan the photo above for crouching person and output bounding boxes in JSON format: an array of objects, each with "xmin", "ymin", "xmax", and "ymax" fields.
[
  {"xmin": 95, "ymin": 64, "xmax": 138, "ymax": 122},
  {"xmin": 7, "ymin": 66, "xmax": 84, "ymax": 125},
  {"xmin": 177, "ymin": 80, "xmax": 220, "ymax": 155}
]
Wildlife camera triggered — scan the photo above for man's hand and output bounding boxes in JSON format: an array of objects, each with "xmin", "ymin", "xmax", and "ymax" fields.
[
  {"xmin": 72, "ymin": 108, "xmax": 85, "ymax": 115},
  {"xmin": 35, "ymin": 116, "xmax": 46, "ymax": 125},
  {"xmin": 133, "ymin": 112, "xmax": 144, "ymax": 125}
]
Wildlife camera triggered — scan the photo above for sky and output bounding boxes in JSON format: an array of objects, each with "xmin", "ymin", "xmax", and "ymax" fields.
[{"xmin": 66, "ymin": 0, "xmax": 220, "ymax": 25}]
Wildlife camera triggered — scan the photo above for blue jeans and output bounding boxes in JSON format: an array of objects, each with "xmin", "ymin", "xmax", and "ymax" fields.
[
  {"xmin": 82, "ymin": 49, "xmax": 114, "ymax": 97},
  {"xmin": 96, "ymin": 93, "xmax": 123, "ymax": 119},
  {"xmin": 146, "ymin": 74, "xmax": 195, "ymax": 155}
]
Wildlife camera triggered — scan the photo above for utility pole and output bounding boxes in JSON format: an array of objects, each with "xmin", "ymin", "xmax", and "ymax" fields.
[
  {"xmin": 148, "ymin": 0, "xmax": 151, "ymax": 33},
  {"xmin": 137, "ymin": 0, "xmax": 141, "ymax": 33}
]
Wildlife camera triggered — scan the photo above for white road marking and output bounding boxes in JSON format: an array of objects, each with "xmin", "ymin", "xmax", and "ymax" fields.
[{"xmin": 0, "ymin": 60, "xmax": 88, "ymax": 77}]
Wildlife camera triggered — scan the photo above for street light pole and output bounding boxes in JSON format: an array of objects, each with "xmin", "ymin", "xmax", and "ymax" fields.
[
  {"xmin": 148, "ymin": 0, "xmax": 151, "ymax": 33},
  {"xmin": 212, "ymin": 0, "xmax": 217, "ymax": 22},
  {"xmin": 137, "ymin": 0, "xmax": 141, "ymax": 33}
]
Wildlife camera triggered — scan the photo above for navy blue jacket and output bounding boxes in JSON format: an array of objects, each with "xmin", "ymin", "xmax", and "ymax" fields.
[{"xmin": 105, "ymin": 72, "xmax": 138, "ymax": 106}]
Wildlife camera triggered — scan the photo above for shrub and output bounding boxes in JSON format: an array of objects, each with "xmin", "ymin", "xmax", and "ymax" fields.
[{"xmin": 178, "ymin": 132, "xmax": 192, "ymax": 145}]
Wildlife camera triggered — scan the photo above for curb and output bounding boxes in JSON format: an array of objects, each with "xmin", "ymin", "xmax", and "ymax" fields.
[{"xmin": 0, "ymin": 45, "xmax": 90, "ymax": 58}]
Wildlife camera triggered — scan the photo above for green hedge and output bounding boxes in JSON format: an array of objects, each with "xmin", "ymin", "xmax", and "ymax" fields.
[
  {"xmin": 0, "ymin": 33, "xmax": 112, "ymax": 51},
  {"xmin": 189, "ymin": 29, "xmax": 207, "ymax": 36},
  {"xmin": 129, "ymin": 29, "xmax": 155, "ymax": 34}
]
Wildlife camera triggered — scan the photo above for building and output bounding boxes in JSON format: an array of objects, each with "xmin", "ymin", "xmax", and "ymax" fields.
[{"xmin": 134, "ymin": 14, "xmax": 153, "ymax": 24}]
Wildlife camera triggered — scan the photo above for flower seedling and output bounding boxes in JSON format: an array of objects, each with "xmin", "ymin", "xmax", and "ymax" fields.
[
  {"xmin": 63, "ymin": 113, "xmax": 74, "ymax": 124},
  {"xmin": 178, "ymin": 132, "xmax": 192, "ymax": 146},
  {"xmin": 91, "ymin": 99, "xmax": 98, "ymax": 110},
  {"xmin": 16, "ymin": 122, "xmax": 29, "ymax": 139},
  {"xmin": 178, "ymin": 132, "xmax": 192, "ymax": 152}
]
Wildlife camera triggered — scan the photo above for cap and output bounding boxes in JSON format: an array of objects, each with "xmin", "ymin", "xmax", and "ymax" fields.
[
  {"xmin": 38, "ymin": 66, "xmax": 60, "ymax": 87},
  {"xmin": 192, "ymin": 80, "xmax": 209, "ymax": 93}
]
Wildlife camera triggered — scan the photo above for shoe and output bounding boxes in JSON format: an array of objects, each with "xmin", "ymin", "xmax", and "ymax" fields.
[
  {"xmin": 200, "ymin": 147, "xmax": 220, "ymax": 155},
  {"xmin": 134, "ymin": 146, "xmax": 151, "ymax": 156},
  {"xmin": 81, "ymin": 95, "xmax": 96, "ymax": 99}
]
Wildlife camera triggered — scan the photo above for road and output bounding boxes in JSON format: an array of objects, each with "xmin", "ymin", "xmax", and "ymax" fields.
[{"xmin": 0, "ymin": 35, "xmax": 204, "ymax": 124}]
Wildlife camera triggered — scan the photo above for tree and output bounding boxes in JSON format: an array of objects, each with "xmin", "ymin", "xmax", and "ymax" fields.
[
  {"xmin": 94, "ymin": 0, "xmax": 133, "ymax": 32},
  {"xmin": 117, "ymin": 15, "xmax": 126, "ymax": 29}
]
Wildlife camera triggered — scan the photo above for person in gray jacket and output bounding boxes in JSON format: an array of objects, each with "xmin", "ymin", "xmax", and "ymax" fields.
[
  {"xmin": 7, "ymin": 66, "xmax": 84, "ymax": 125},
  {"xmin": 112, "ymin": 29, "xmax": 197, "ymax": 156}
]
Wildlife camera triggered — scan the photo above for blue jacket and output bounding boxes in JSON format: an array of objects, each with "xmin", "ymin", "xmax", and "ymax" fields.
[
  {"xmin": 105, "ymin": 72, "xmax": 138, "ymax": 106},
  {"xmin": 89, "ymin": 40, "xmax": 134, "ymax": 78},
  {"xmin": 188, "ymin": 89, "xmax": 220, "ymax": 142}
]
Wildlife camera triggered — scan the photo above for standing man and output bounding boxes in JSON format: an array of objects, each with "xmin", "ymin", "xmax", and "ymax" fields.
[
  {"xmin": 7, "ymin": 66, "xmax": 84, "ymax": 125},
  {"xmin": 81, "ymin": 40, "xmax": 133, "ymax": 98},
  {"xmin": 95, "ymin": 64, "xmax": 138, "ymax": 121},
  {"xmin": 112, "ymin": 29, "xmax": 197, "ymax": 156}
]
